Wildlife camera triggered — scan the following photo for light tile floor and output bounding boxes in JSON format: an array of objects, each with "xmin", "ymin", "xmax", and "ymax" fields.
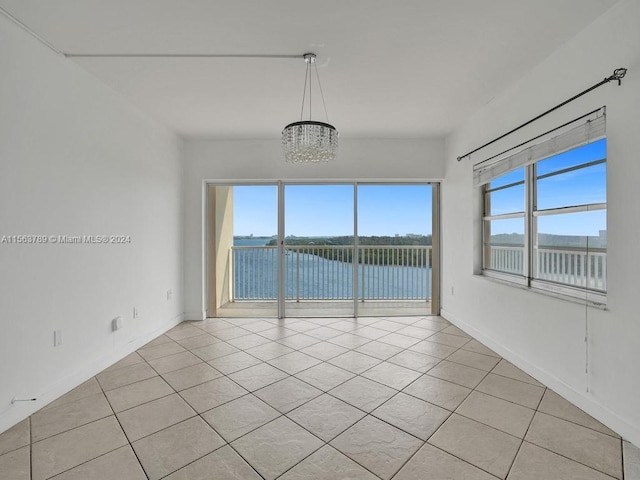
[{"xmin": 0, "ymin": 316, "xmax": 637, "ymax": 480}]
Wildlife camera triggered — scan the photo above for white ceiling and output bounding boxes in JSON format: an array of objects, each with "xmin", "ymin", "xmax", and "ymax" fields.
[{"xmin": 0, "ymin": 0, "xmax": 619, "ymax": 139}]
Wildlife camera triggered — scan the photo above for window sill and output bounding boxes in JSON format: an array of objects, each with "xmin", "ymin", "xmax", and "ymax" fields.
[{"xmin": 477, "ymin": 270, "xmax": 607, "ymax": 310}]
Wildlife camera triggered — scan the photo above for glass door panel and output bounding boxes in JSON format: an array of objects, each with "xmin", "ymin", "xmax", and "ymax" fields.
[
  {"xmin": 214, "ymin": 185, "xmax": 278, "ymax": 317},
  {"xmin": 357, "ymin": 184, "xmax": 434, "ymax": 316},
  {"xmin": 211, "ymin": 182, "xmax": 439, "ymax": 319},
  {"xmin": 283, "ymin": 184, "xmax": 355, "ymax": 317}
]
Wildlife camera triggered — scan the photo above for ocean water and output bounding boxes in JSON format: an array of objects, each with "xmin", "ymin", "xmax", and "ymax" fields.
[{"xmin": 232, "ymin": 238, "xmax": 432, "ymax": 301}]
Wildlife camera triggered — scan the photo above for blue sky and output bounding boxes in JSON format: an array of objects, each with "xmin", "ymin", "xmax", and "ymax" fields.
[
  {"xmin": 232, "ymin": 140, "xmax": 605, "ymax": 238},
  {"xmin": 233, "ymin": 184, "xmax": 432, "ymax": 237},
  {"xmin": 489, "ymin": 139, "xmax": 606, "ymax": 236}
]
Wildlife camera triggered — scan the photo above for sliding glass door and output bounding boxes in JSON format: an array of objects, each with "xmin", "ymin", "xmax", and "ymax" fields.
[
  {"xmin": 283, "ymin": 184, "xmax": 355, "ymax": 317},
  {"xmin": 208, "ymin": 182, "xmax": 438, "ymax": 318},
  {"xmin": 357, "ymin": 184, "xmax": 434, "ymax": 316},
  {"xmin": 209, "ymin": 184, "xmax": 278, "ymax": 318}
]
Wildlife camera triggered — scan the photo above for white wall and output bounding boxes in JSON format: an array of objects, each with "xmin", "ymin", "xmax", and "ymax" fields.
[
  {"xmin": 0, "ymin": 15, "xmax": 184, "ymax": 432},
  {"xmin": 442, "ymin": 0, "xmax": 640, "ymax": 445},
  {"xmin": 184, "ymin": 138, "xmax": 444, "ymax": 319}
]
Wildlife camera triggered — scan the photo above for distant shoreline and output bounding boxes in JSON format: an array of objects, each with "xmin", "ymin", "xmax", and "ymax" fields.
[{"xmin": 234, "ymin": 235, "xmax": 432, "ymax": 246}]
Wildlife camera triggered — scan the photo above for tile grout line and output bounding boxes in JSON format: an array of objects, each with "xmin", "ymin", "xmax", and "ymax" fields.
[
  {"xmin": 520, "ymin": 439, "xmax": 621, "ymax": 480},
  {"xmin": 223, "ymin": 321, "xmax": 454, "ymax": 477},
  {"xmin": 273, "ymin": 438, "xmax": 383, "ymax": 480},
  {"xmin": 98, "ymin": 372, "xmax": 151, "ymax": 480},
  {"xmin": 309, "ymin": 320, "xmax": 517, "ymax": 479},
  {"xmin": 621, "ymin": 437, "xmax": 625, "ymax": 480},
  {"xmin": 388, "ymin": 351, "xmax": 508, "ymax": 479},
  {"xmin": 149, "ymin": 434, "xmax": 246, "ymax": 480},
  {"xmin": 449, "ymin": 344, "xmax": 542, "ymax": 480},
  {"xmin": 80, "ymin": 317, "xmax": 462, "ymax": 476},
  {"xmin": 352, "ymin": 319, "xmax": 494, "ymax": 479},
  {"xmin": 105, "ymin": 337, "xmax": 252, "ymax": 480},
  {"xmin": 21, "ymin": 317, "xmax": 399, "ymax": 480},
  {"xmin": 223, "ymin": 414, "xmax": 323, "ymax": 480},
  {"xmin": 536, "ymin": 410, "xmax": 622, "ymax": 439},
  {"xmin": 415, "ymin": 442, "xmax": 503, "ymax": 480},
  {"xmin": 113, "ymin": 386, "xmax": 228, "ymax": 479},
  {"xmin": 173, "ymin": 317, "xmax": 628, "ymax": 478},
  {"xmin": 189, "ymin": 315, "xmax": 435, "ymax": 479},
  {"xmin": 206, "ymin": 317, "xmax": 458, "ymax": 414},
  {"xmin": 29, "ymin": 416, "xmax": 33, "ymax": 480},
  {"xmin": 522, "ymin": 421, "xmax": 623, "ymax": 479},
  {"xmin": 37, "ymin": 375, "xmax": 444, "ymax": 480},
  {"xmin": 19, "ymin": 315, "xmax": 625, "ymax": 480},
  {"xmin": 491, "ymin": 378, "xmax": 545, "ymax": 479},
  {"xmin": 34, "ymin": 382, "xmax": 149, "ymax": 480}
]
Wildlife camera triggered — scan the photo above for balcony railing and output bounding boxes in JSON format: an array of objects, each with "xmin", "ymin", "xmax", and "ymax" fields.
[
  {"xmin": 488, "ymin": 245, "xmax": 524, "ymax": 275},
  {"xmin": 537, "ymin": 246, "xmax": 607, "ymax": 291},
  {"xmin": 231, "ymin": 245, "xmax": 432, "ymax": 302},
  {"xmin": 487, "ymin": 245, "xmax": 607, "ymax": 291}
]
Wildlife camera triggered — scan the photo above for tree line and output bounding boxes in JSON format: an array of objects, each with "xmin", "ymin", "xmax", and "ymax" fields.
[{"xmin": 267, "ymin": 235, "xmax": 433, "ymax": 266}]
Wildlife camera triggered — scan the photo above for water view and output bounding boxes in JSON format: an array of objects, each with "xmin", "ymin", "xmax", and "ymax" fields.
[{"xmin": 232, "ymin": 236, "xmax": 433, "ymax": 301}]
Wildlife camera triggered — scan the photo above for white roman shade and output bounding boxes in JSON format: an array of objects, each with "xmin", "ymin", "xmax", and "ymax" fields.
[{"xmin": 473, "ymin": 113, "xmax": 606, "ymax": 187}]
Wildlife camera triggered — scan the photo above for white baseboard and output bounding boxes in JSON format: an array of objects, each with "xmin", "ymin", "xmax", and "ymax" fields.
[
  {"xmin": 0, "ymin": 313, "xmax": 184, "ymax": 435},
  {"xmin": 441, "ymin": 308, "xmax": 640, "ymax": 447},
  {"xmin": 184, "ymin": 311, "xmax": 206, "ymax": 321}
]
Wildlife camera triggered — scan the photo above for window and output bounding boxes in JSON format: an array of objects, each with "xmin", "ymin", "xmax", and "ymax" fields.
[
  {"xmin": 483, "ymin": 168, "xmax": 526, "ymax": 276},
  {"xmin": 476, "ymin": 114, "xmax": 607, "ymax": 303}
]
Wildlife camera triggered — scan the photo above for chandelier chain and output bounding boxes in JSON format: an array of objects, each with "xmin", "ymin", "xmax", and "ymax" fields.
[
  {"xmin": 314, "ymin": 62, "xmax": 330, "ymax": 123},
  {"xmin": 309, "ymin": 61, "xmax": 312, "ymax": 121},
  {"xmin": 299, "ymin": 61, "xmax": 310, "ymax": 122}
]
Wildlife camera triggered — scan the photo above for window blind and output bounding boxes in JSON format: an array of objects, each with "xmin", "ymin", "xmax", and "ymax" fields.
[{"xmin": 473, "ymin": 113, "xmax": 606, "ymax": 187}]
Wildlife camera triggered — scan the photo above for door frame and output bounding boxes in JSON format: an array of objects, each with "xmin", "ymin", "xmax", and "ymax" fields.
[
  {"xmin": 204, "ymin": 180, "xmax": 441, "ymax": 319},
  {"xmin": 205, "ymin": 181, "xmax": 279, "ymax": 318}
]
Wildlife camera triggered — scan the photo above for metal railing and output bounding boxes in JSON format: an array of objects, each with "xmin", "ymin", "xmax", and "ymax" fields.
[
  {"xmin": 486, "ymin": 245, "xmax": 607, "ymax": 291},
  {"xmin": 487, "ymin": 245, "xmax": 524, "ymax": 275},
  {"xmin": 232, "ymin": 246, "xmax": 278, "ymax": 300},
  {"xmin": 537, "ymin": 246, "xmax": 607, "ymax": 291},
  {"xmin": 359, "ymin": 246, "xmax": 431, "ymax": 300},
  {"xmin": 231, "ymin": 245, "xmax": 432, "ymax": 301}
]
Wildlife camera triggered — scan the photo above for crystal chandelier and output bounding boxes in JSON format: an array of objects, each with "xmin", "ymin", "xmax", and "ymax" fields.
[{"xmin": 282, "ymin": 53, "xmax": 338, "ymax": 163}]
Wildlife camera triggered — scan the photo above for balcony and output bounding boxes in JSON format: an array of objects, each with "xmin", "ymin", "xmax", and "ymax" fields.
[{"xmin": 217, "ymin": 245, "xmax": 433, "ymax": 317}]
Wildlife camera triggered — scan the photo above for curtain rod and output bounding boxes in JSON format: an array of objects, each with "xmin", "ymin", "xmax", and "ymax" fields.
[
  {"xmin": 457, "ymin": 68, "xmax": 627, "ymax": 162},
  {"xmin": 1, "ymin": 7, "xmax": 305, "ymax": 61},
  {"xmin": 64, "ymin": 53, "xmax": 304, "ymax": 59},
  {"xmin": 0, "ymin": 6, "xmax": 65, "ymax": 56},
  {"xmin": 473, "ymin": 106, "xmax": 605, "ymax": 169}
]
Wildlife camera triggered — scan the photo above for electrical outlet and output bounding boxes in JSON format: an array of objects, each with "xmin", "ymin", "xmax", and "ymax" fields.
[
  {"xmin": 166, "ymin": 289, "xmax": 172, "ymax": 301},
  {"xmin": 133, "ymin": 307, "xmax": 139, "ymax": 319},
  {"xmin": 112, "ymin": 316, "xmax": 123, "ymax": 331},
  {"xmin": 53, "ymin": 330, "xmax": 63, "ymax": 347}
]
